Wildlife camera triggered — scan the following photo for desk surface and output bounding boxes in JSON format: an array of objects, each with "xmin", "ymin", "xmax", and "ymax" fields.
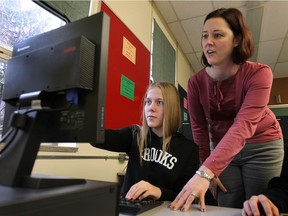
[{"xmin": 120, "ymin": 202, "xmax": 242, "ymax": 216}]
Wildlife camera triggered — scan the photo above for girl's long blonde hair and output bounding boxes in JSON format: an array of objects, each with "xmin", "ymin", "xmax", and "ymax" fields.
[{"xmin": 137, "ymin": 82, "xmax": 181, "ymax": 161}]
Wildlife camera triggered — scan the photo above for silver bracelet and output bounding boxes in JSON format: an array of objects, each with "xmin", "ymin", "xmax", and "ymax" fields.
[{"xmin": 196, "ymin": 170, "xmax": 212, "ymax": 182}]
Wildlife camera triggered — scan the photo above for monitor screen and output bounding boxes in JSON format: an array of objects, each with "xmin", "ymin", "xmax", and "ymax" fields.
[{"xmin": 0, "ymin": 12, "xmax": 110, "ymax": 188}]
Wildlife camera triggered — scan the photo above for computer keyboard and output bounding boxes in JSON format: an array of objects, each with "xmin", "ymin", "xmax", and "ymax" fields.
[{"xmin": 118, "ymin": 196, "xmax": 163, "ymax": 215}]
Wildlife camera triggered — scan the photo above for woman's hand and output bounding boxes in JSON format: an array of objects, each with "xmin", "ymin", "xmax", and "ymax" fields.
[
  {"xmin": 169, "ymin": 174, "xmax": 210, "ymax": 212},
  {"xmin": 125, "ymin": 180, "xmax": 161, "ymax": 200},
  {"xmin": 242, "ymin": 194, "xmax": 279, "ymax": 216}
]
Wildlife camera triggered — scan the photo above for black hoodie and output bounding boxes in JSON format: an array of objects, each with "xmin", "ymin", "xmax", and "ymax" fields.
[{"xmin": 92, "ymin": 125, "xmax": 199, "ymax": 201}]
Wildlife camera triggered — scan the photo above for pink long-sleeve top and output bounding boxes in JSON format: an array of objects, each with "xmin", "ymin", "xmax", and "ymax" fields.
[{"xmin": 187, "ymin": 61, "xmax": 282, "ymax": 177}]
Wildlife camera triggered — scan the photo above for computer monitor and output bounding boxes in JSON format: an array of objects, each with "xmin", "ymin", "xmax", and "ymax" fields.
[
  {"xmin": 276, "ymin": 115, "xmax": 288, "ymax": 140},
  {"xmin": 0, "ymin": 11, "xmax": 110, "ymax": 188}
]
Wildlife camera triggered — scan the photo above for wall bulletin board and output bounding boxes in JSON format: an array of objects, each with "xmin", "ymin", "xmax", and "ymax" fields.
[{"xmin": 101, "ymin": 2, "xmax": 150, "ymax": 129}]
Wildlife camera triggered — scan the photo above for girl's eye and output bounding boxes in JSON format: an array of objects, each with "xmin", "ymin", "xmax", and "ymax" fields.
[
  {"xmin": 145, "ymin": 100, "xmax": 152, "ymax": 105},
  {"xmin": 156, "ymin": 100, "xmax": 164, "ymax": 106},
  {"xmin": 145, "ymin": 99, "xmax": 164, "ymax": 106}
]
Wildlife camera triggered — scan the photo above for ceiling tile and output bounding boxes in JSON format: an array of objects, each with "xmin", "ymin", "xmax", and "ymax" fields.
[
  {"xmin": 246, "ymin": 6, "xmax": 263, "ymax": 46},
  {"xmin": 212, "ymin": 1, "xmax": 246, "ymax": 9},
  {"xmin": 274, "ymin": 62, "xmax": 288, "ymax": 78},
  {"xmin": 171, "ymin": 1, "xmax": 213, "ymax": 19},
  {"xmin": 181, "ymin": 15, "xmax": 206, "ymax": 52},
  {"xmin": 153, "ymin": 1, "xmax": 178, "ymax": 23},
  {"xmin": 257, "ymin": 39, "xmax": 283, "ymax": 64},
  {"xmin": 260, "ymin": 1, "xmax": 288, "ymax": 41},
  {"xmin": 187, "ymin": 53, "xmax": 202, "ymax": 73},
  {"xmin": 168, "ymin": 22, "xmax": 194, "ymax": 53},
  {"xmin": 278, "ymin": 37, "xmax": 288, "ymax": 62},
  {"xmin": 196, "ymin": 51, "xmax": 202, "ymax": 57}
]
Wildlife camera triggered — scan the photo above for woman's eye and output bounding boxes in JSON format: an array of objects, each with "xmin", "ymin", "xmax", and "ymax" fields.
[
  {"xmin": 202, "ymin": 34, "xmax": 208, "ymax": 39},
  {"xmin": 214, "ymin": 33, "xmax": 223, "ymax": 38}
]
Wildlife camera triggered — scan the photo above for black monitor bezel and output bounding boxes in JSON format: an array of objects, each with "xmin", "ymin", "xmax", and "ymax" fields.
[{"xmin": 2, "ymin": 12, "xmax": 110, "ymax": 145}]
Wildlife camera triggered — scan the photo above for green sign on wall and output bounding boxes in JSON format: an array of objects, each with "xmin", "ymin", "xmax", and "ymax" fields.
[{"xmin": 120, "ymin": 74, "xmax": 135, "ymax": 101}]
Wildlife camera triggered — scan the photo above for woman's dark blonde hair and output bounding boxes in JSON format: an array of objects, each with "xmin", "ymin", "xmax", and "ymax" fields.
[
  {"xmin": 201, "ymin": 8, "xmax": 254, "ymax": 66},
  {"xmin": 138, "ymin": 82, "xmax": 181, "ymax": 161}
]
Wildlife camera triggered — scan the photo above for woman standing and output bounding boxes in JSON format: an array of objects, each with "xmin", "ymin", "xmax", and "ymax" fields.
[{"xmin": 170, "ymin": 8, "xmax": 284, "ymax": 211}]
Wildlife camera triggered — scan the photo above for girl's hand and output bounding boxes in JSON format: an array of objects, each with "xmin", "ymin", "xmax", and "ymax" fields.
[{"xmin": 125, "ymin": 180, "xmax": 161, "ymax": 200}]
